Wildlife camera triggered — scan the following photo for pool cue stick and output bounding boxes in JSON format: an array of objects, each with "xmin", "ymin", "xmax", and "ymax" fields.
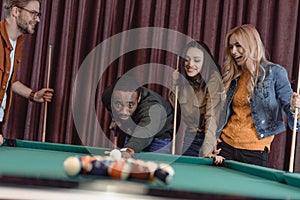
[
  {"xmin": 171, "ymin": 56, "xmax": 180, "ymax": 155},
  {"xmin": 113, "ymin": 126, "xmax": 118, "ymax": 149},
  {"xmin": 42, "ymin": 44, "xmax": 52, "ymax": 142},
  {"xmin": 289, "ymin": 61, "xmax": 300, "ymax": 172}
]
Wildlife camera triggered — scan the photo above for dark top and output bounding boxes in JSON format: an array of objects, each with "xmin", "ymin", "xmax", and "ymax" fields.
[{"xmin": 102, "ymin": 85, "xmax": 174, "ymax": 152}]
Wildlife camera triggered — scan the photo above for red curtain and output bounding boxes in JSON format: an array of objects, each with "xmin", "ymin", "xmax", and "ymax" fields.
[{"xmin": 1, "ymin": 0, "xmax": 300, "ymax": 171}]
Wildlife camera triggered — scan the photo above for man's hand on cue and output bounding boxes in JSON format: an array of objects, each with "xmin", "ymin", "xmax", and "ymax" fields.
[{"xmin": 33, "ymin": 88, "xmax": 54, "ymax": 103}]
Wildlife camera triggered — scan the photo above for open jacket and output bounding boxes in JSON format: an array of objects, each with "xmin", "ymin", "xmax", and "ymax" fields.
[
  {"xmin": 170, "ymin": 70, "xmax": 224, "ymax": 156},
  {"xmin": 0, "ymin": 19, "xmax": 24, "ymax": 126},
  {"xmin": 217, "ymin": 63, "xmax": 300, "ymax": 139}
]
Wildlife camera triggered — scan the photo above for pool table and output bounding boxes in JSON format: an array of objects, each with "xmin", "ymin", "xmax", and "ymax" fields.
[{"xmin": 1, "ymin": 139, "xmax": 300, "ymax": 200}]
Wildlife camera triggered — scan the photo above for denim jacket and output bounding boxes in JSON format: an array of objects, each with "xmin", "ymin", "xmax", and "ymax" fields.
[{"xmin": 217, "ymin": 63, "xmax": 300, "ymax": 139}]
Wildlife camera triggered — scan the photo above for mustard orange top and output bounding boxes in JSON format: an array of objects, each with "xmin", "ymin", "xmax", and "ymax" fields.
[{"xmin": 221, "ymin": 70, "xmax": 273, "ymax": 151}]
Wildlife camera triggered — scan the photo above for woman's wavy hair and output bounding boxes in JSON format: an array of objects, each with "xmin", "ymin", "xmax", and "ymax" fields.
[{"xmin": 222, "ymin": 24, "xmax": 271, "ymax": 98}]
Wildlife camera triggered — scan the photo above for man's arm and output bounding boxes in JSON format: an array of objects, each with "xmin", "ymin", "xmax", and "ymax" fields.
[
  {"xmin": 12, "ymin": 81, "xmax": 32, "ymax": 98},
  {"xmin": 12, "ymin": 81, "xmax": 54, "ymax": 102}
]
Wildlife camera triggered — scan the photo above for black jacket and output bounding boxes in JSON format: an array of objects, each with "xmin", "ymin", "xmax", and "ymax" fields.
[{"xmin": 102, "ymin": 85, "xmax": 174, "ymax": 152}]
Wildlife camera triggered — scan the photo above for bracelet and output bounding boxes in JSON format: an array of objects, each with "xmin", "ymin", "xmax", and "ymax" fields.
[{"xmin": 29, "ymin": 91, "xmax": 36, "ymax": 102}]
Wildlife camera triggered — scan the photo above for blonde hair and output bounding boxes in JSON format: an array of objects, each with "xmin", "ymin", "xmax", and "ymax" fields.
[{"xmin": 222, "ymin": 24, "xmax": 271, "ymax": 98}]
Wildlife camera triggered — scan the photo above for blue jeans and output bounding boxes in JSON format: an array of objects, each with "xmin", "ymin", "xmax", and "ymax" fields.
[
  {"xmin": 124, "ymin": 136, "xmax": 171, "ymax": 154},
  {"xmin": 182, "ymin": 131, "xmax": 205, "ymax": 157}
]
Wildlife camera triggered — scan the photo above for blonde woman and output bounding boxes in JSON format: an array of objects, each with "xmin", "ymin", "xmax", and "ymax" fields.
[{"xmin": 216, "ymin": 24, "xmax": 300, "ymax": 167}]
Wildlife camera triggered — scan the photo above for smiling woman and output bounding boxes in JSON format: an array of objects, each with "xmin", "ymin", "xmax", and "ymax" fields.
[
  {"xmin": 169, "ymin": 40, "xmax": 223, "ymax": 161},
  {"xmin": 183, "ymin": 47, "xmax": 204, "ymax": 77},
  {"xmin": 217, "ymin": 24, "xmax": 300, "ymax": 168}
]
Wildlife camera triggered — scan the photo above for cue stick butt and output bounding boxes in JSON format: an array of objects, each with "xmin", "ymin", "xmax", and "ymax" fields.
[
  {"xmin": 289, "ymin": 107, "xmax": 299, "ymax": 172},
  {"xmin": 289, "ymin": 61, "xmax": 300, "ymax": 172},
  {"xmin": 42, "ymin": 102, "xmax": 48, "ymax": 142},
  {"xmin": 113, "ymin": 126, "xmax": 118, "ymax": 149},
  {"xmin": 171, "ymin": 86, "xmax": 178, "ymax": 155},
  {"xmin": 42, "ymin": 44, "xmax": 52, "ymax": 142},
  {"xmin": 113, "ymin": 137, "xmax": 117, "ymax": 149},
  {"xmin": 171, "ymin": 55, "xmax": 180, "ymax": 155}
]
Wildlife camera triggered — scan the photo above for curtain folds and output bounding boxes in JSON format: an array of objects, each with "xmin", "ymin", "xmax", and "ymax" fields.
[{"xmin": 1, "ymin": 0, "xmax": 300, "ymax": 171}]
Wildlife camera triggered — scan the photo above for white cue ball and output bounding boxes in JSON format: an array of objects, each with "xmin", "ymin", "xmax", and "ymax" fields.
[
  {"xmin": 63, "ymin": 156, "xmax": 81, "ymax": 176},
  {"xmin": 110, "ymin": 149, "xmax": 122, "ymax": 160}
]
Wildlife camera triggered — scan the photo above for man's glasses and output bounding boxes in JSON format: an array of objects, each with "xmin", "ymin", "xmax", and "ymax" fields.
[{"xmin": 17, "ymin": 6, "xmax": 41, "ymax": 19}]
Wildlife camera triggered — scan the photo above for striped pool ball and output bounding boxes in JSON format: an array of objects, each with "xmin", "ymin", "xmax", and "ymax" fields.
[
  {"xmin": 129, "ymin": 159, "xmax": 151, "ymax": 180},
  {"xmin": 88, "ymin": 159, "xmax": 109, "ymax": 176},
  {"xmin": 80, "ymin": 155, "xmax": 96, "ymax": 174},
  {"xmin": 145, "ymin": 161, "xmax": 158, "ymax": 182},
  {"xmin": 108, "ymin": 159, "xmax": 132, "ymax": 180},
  {"xmin": 153, "ymin": 163, "xmax": 175, "ymax": 185}
]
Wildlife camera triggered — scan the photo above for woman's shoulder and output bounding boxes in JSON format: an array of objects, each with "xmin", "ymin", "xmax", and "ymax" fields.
[
  {"xmin": 207, "ymin": 70, "xmax": 223, "ymax": 88},
  {"xmin": 262, "ymin": 62, "xmax": 285, "ymax": 70},
  {"xmin": 262, "ymin": 62, "xmax": 288, "ymax": 75}
]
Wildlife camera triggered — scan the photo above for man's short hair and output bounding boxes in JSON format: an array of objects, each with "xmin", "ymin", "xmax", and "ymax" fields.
[
  {"xmin": 113, "ymin": 76, "xmax": 142, "ymax": 98},
  {"xmin": 3, "ymin": 0, "xmax": 41, "ymax": 18}
]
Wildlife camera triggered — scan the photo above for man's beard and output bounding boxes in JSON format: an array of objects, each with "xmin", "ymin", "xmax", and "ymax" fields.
[{"xmin": 16, "ymin": 16, "xmax": 33, "ymax": 34}]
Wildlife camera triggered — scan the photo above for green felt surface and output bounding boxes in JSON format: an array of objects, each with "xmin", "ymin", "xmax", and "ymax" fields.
[
  {"xmin": 170, "ymin": 162, "xmax": 300, "ymax": 199},
  {"xmin": 283, "ymin": 172, "xmax": 300, "ymax": 188},
  {"xmin": 1, "ymin": 140, "xmax": 300, "ymax": 199}
]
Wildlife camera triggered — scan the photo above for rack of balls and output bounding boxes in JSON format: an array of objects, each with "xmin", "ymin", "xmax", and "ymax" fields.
[{"xmin": 63, "ymin": 150, "xmax": 175, "ymax": 185}]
